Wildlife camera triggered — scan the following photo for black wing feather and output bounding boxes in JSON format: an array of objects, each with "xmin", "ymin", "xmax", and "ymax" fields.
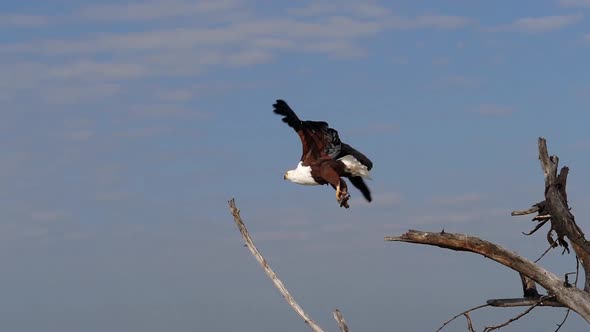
[
  {"xmin": 273, "ymin": 99, "xmax": 302, "ymax": 129},
  {"xmin": 338, "ymin": 143, "xmax": 373, "ymax": 170}
]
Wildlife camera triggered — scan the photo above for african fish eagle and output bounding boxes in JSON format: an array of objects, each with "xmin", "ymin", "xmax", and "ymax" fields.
[{"xmin": 273, "ymin": 99, "xmax": 373, "ymax": 208}]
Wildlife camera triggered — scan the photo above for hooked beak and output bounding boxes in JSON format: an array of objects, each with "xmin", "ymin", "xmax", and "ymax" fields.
[{"xmin": 283, "ymin": 173, "xmax": 288, "ymax": 180}]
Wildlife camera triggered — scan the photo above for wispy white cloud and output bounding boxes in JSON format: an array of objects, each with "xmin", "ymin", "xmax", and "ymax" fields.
[
  {"xmin": 392, "ymin": 56, "xmax": 409, "ymax": 64},
  {"xmin": 156, "ymin": 89, "xmax": 195, "ymax": 103},
  {"xmin": 559, "ymin": 0, "xmax": 590, "ymax": 7},
  {"xmin": 409, "ymin": 208, "xmax": 506, "ymax": 227},
  {"xmin": 395, "ymin": 14, "xmax": 475, "ymax": 30},
  {"xmin": 48, "ymin": 61, "xmax": 147, "ymax": 80},
  {"xmin": 253, "ymin": 230, "xmax": 310, "ymax": 242},
  {"xmin": 488, "ymin": 14, "xmax": 583, "ymax": 33},
  {"xmin": 303, "ymin": 40, "xmax": 366, "ymax": 58},
  {"xmin": 345, "ymin": 122, "xmax": 400, "ymax": 136},
  {"xmin": 0, "ymin": 14, "xmax": 49, "ymax": 26},
  {"xmin": 354, "ymin": 192, "xmax": 403, "ymax": 207},
  {"xmin": 432, "ymin": 57, "xmax": 451, "ymax": 65},
  {"xmin": 30, "ymin": 210, "xmax": 69, "ymax": 222},
  {"xmin": 475, "ymin": 104, "xmax": 513, "ymax": 116},
  {"xmin": 66, "ymin": 130, "xmax": 95, "ymax": 141},
  {"xmin": 41, "ymin": 83, "xmax": 122, "ymax": 105},
  {"xmin": 95, "ymin": 191, "xmax": 133, "ymax": 202},
  {"xmin": 431, "ymin": 193, "xmax": 483, "ymax": 205},
  {"xmin": 287, "ymin": 2, "xmax": 392, "ymax": 18},
  {"xmin": 320, "ymin": 222, "xmax": 360, "ymax": 232},
  {"xmin": 432, "ymin": 75, "xmax": 481, "ymax": 90},
  {"xmin": 116, "ymin": 127, "xmax": 169, "ymax": 138},
  {"xmin": 0, "ymin": 1, "xmax": 476, "ymax": 105},
  {"xmin": 76, "ymin": 0, "xmax": 245, "ymax": 21},
  {"xmin": 127, "ymin": 103, "xmax": 209, "ymax": 117}
]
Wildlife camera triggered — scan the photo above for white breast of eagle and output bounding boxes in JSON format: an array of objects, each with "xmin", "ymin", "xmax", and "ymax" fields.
[{"xmin": 286, "ymin": 155, "xmax": 372, "ymax": 185}]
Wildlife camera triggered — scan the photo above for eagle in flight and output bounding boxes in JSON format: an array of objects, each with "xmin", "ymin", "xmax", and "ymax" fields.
[{"xmin": 273, "ymin": 99, "xmax": 373, "ymax": 208}]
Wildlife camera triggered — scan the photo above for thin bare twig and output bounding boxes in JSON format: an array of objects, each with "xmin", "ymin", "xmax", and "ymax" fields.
[
  {"xmin": 534, "ymin": 238, "xmax": 558, "ymax": 263},
  {"xmin": 483, "ymin": 296, "xmax": 554, "ymax": 332},
  {"xmin": 464, "ymin": 313, "xmax": 476, "ymax": 332},
  {"xmin": 555, "ymin": 256, "xmax": 581, "ymax": 332},
  {"xmin": 333, "ymin": 309, "xmax": 350, "ymax": 332},
  {"xmin": 554, "ymin": 309, "xmax": 571, "ymax": 332},
  {"xmin": 435, "ymin": 304, "xmax": 489, "ymax": 332},
  {"xmin": 228, "ymin": 198, "xmax": 327, "ymax": 332}
]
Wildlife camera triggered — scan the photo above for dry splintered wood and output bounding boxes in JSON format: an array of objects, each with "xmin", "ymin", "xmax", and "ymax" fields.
[
  {"xmin": 228, "ymin": 198, "xmax": 350, "ymax": 332},
  {"xmin": 510, "ymin": 138, "xmax": 590, "ymax": 293},
  {"xmin": 537, "ymin": 138, "xmax": 590, "ymax": 292},
  {"xmin": 385, "ymin": 230, "xmax": 590, "ymax": 323},
  {"xmin": 333, "ymin": 309, "xmax": 350, "ymax": 332}
]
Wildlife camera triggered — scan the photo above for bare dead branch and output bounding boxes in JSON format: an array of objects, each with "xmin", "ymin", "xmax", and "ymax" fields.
[
  {"xmin": 386, "ymin": 230, "xmax": 590, "ymax": 322},
  {"xmin": 532, "ymin": 214, "xmax": 552, "ymax": 221},
  {"xmin": 464, "ymin": 313, "xmax": 476, "ymax": 332},
  {"xmin": 435, "ymin": 303, "xmax": 489, "ymax": 332},
  {"xmin": 522, "ymin": 219, "xmax": 549, "ymax": 236},
  {"xmin": 511, "ymin": 205, "xmax": 541, "ymax": 216},
  {"xmin": 228, "ymin": 198, "xmax": 328, "ymax": 332},
  {"xmin": 534, "ymin": 238, "xmax": 558, "ymax": 263},
  {"xmin": 482, "ymin": 296, "xmax": 553, "ymax": 332},
  {"xmin": 554, "ymin": 309, "xmax": 571, "ymax": 332},
  {"xmin": 486, "ymin": 297, "xmax": 563, "ymax": 308},
  {"xmin": 522, "ymin": 219, "xmax": 550, "ymax": 236},
  {"xmin": 538, "ymin": 138, "xmax": 557, "ymax": 185},
  {"xmin": 332, "ymin": 309, "xmax": 350, "ymax": 332}
]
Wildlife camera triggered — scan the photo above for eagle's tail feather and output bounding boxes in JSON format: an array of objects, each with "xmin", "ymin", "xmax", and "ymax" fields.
[{"xmin": 273, "ymin": 99, "xmax": 301, "ymax": 128}]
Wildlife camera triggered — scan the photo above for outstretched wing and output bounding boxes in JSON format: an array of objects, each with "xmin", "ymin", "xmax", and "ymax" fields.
[
  {"xmin": 273, "ymin": 99, "xmax": 341, "ymax": 164},
  {"xmin": 337, "ymin": 143, "xmax": 373, "ymax": 170}
]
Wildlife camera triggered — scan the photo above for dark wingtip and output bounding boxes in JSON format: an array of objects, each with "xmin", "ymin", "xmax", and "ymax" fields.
[
  {"xmin": 273, "ymin": 99, "xmax": 287, "ymax": 108},
  {"xmin": 273, "ymin": 99, "xmax": 292, "ymax": 116}
]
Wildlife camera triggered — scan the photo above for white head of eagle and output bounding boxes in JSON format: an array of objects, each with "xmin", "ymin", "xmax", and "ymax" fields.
[{"xmin": 273, "ymin": 99, "xmax": 373, "ymax": 209}]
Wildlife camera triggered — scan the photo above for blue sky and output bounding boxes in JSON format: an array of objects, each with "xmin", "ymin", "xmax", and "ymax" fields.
[{"xmin": 2, "ymin": 0, "xmax": 590, "ymax": 331}]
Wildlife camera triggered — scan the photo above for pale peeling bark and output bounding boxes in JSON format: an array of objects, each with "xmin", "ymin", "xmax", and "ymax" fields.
[
  {"xmin": 385, "ymin": 230, "xmax": 590, "ymax": 322},
  {"xmin": 332, "ymin": 309, "xmax": 350, "ymax": 332},
  {"xmin": 537, "ymin": 138, "xmax": 590, "ymax": 292}
]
